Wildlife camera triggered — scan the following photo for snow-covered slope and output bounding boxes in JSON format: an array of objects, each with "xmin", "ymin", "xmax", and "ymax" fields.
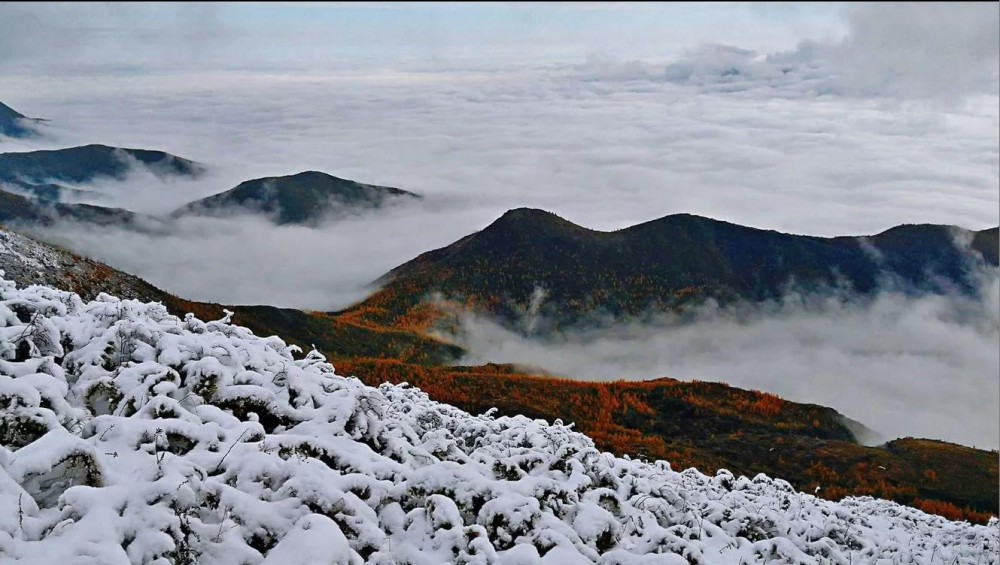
[{"xmin": 0, "ymin": 274, "xmax": 995, "ymax": 565}]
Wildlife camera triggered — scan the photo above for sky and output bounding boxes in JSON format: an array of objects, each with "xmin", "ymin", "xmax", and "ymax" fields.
[
  {"xmin": 0, "ymin": 2, "xmax": 997, "ymax": 448},
  {"xmin": 0, "ymin": 3, "xmax": 848, "ymax": 73}
]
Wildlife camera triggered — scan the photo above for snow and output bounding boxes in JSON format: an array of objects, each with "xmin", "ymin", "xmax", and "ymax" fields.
[{"xmin": 0, "ymin": 271, "xmax": 995, "ymax": 564}]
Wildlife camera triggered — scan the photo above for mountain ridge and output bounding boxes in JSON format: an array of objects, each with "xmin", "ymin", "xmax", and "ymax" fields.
[
  {"xmin": 0, "ymin": 143, "xmax": 204, "ymax": 185},
  {"xmin": 0, "ymin": 143, "xmax": 204, "ymax": 206},
  {"xmin": 365, "ymin": 208, "xmax": 999, "ymax": 331}
]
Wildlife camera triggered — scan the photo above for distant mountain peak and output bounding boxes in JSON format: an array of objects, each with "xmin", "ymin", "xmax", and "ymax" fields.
[
  {"xmin": 285, "ymin": 170, "xmax": 343, "ymax": 181},
  {"xmin": 497, "ymin": 207, "xmax": 561, "ymax": 221},
  {"xmin": 173, "ymin": 170, "xmax": 421, "ymax": 225},
  {"xmin": 0, "ymin": 100, "xmax": 42, "ymax": 138},
  {"xmin": 493, "ymin": 207, "xmax": 570, "ymax": 226},
  {"xmin": 0, "ymin": 144, "xmax": 204, "ymax": 186},
  {"xmin": 0, "ymin": 100, "xmax": 26, "ymax": 120},
  {"xmin": 480, "ymin": 207, "xmax": 598, "ymax": 238}
]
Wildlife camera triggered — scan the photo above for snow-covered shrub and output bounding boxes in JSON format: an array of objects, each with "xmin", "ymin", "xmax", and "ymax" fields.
[{"xmin": 0, "ymin": 273, "xmax": 996, "ymax": 564}]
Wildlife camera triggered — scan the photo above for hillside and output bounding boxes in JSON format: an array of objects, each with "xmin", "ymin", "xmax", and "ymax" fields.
[
  {"xmin": 0, "ymin": 144, "xmax": 204, "ymax": 201},
  {"xmin": 0, "ymin": 273, "xmax": 996, "ymax": 563},
  {"xmin": 355, "ymin": 208, "xmax": 1000, "ymax": 331},
  {"xmin": 1, "ymin": 224, "xmax": 996, "ymax": 524},
  {"xmin": 172, "ymin": 170, "xmax": 421, "ymax": 225}
]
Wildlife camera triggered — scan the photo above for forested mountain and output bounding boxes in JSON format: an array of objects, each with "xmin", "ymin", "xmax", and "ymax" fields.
[{"xmin": 358, "ymin": 208, "xmax": 999, "ymax": 332}]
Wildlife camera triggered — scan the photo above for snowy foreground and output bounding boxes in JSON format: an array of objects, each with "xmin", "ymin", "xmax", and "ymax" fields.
[{"xmin": 0, "ymin": 275, "xmax": 995, "ymax": 565}]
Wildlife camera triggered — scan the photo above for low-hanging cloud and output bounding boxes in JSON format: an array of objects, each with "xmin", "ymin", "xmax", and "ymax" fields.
[
  {"xmin": 34, "ymin": 197, "xmax": 501, "ymax": 311},
  {"xmin": 452, "ymin": 267, "xmax": 1000, "ymax": 450}
]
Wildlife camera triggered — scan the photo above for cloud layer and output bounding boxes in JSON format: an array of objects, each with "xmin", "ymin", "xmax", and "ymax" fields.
[
  {"xmin": 4, "ymin": 58, "xmax": 997, "ymax": 310},
  {"xmin": 579, "ymin": 3, "xmax": 1000, "ymax": 103},
  {"xmin": 834, "ymin": 3, "xmax": 1000, "ymax": 101}
]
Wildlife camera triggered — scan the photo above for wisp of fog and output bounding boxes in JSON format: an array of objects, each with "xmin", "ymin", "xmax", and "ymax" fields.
[{"xmin": 454, "ymin": 267, "xmax": 1000, "ymax": 450}]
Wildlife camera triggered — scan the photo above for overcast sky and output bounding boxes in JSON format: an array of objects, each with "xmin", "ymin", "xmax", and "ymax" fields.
[
  {"xmin": 0, "ymin": 3, "xmax": 848, "ymax": 73},
  {"xmin": 0, "ymin": 2, "xmax": 997, "ymax": 448}
]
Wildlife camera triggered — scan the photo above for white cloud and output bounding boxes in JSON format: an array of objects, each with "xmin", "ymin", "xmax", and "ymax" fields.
[
  {"xmin": 585, "ymin": 3, "xmax": 1000, "ymax": 103},
  {"xmin": 35, "ymin": 199, "xmax": 495, "ymax": 311},
  {"xmin": 833, "ymin": 3, "xmax": 1000, "ymax": 101}
]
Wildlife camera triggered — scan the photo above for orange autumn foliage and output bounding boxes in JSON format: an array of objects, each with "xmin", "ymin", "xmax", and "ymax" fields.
[
  {"xmin": 912, "ymin": 499, "xmax": 995, "ymax": 524},
  {"xmin": 331, "ymin": 357, "xmax": 997, "ymax": 526}
]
